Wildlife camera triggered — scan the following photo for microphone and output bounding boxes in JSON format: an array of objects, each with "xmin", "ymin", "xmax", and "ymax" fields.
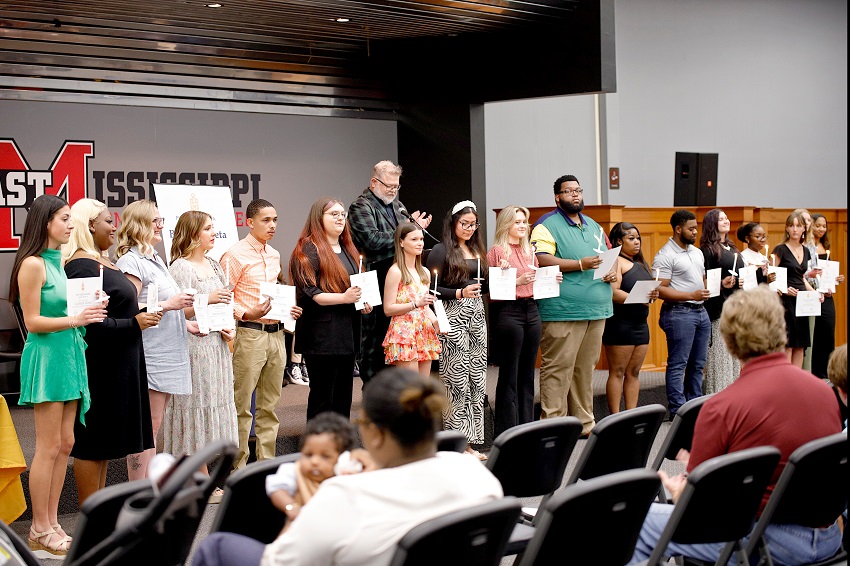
[{"xmin": 398, "ymin": 204, "xmax": 440, "ymax": 243}]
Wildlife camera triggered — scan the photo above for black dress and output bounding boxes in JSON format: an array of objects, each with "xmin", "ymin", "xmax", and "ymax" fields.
[
  {"xmin": 811, "ymin": 252, "xmax": 836, "ymax": 379},
  {"xmin": 773, "ymin": 244, "xmax": 811, "ymax": 349},
  {"xmin": 602, "ymin": 257, "xmax": 652, "ymax": 346},
  {"xmin": 65, "ymin": 258, "xmax": 154, "ymax": 460}
]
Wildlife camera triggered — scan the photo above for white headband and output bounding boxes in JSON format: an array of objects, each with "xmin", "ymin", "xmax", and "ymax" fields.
[{"xmin": 452, "ymin": 200, "xmax": 477, "ymax": 215}]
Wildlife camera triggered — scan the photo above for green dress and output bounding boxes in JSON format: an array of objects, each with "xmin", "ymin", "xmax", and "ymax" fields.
[{"xmin": 18, "ymin": 248, "xmax": 90, "ymax": 422}]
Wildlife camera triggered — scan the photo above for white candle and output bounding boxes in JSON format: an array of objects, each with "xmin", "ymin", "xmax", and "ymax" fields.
[
  {"xmin": 826, "ymin": 250, "xmax": 830, "ymax": 262},
  {"xmin": 98, "ymin": 263, "xmax": 104, "ymax": 293},
  {"xmin": 732, "ymin": 252, "xmax": 738, "ymax": 272},
  {"xmin": 476, "ymin": 256, "xmax": 481, "ymax": 280},
  {"xmin": 358, "ymin": 255, "xmax": 362, "ymax": 274},
  {"xmin": 432, "ymin": 270, "xmax": 438, "ymax": 294},
  {"xmin": 772, "ymin": 254, "xmax": 777, "ymax": 267},
  {"xmin": 655, "ymin": 268, "xmax": 660, "ymax": 281}
]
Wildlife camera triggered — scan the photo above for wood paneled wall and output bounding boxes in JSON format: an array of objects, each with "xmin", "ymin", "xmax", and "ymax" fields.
[{"xmin": 513, "ymin": 206, "xmax": 847, "ymax": 371}]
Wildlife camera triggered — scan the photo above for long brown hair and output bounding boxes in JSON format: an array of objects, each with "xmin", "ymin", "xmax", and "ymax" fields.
[
  {"xmin": 699, "ymin": 208, "xmax": 738, "ymax": 261},
  {"xmin": 170, "ymin": 210, "xmax": 212, "ymax": 263},
  {"xmin": 441, "ymin": 205, "xmax": 487, "ymax": 286},
  {"xmin": 289, "ymin": 197, "xmax": 359, "ymax": 293},
  {"xmin": 811, "ymin": 213, "xmax": 831, "ymax": 251},
  {"xmin": 8, "ymin": 194, "xmax": 69, "ymax": 302},
  {"xmin": 393, "ymin": 222, "xmax": 429, "ymax": 286}
]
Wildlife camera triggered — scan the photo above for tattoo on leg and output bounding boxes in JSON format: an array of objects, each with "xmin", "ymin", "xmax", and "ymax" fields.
[{"xmin": 128, "ymin": 454, "xmax": 142, "ymax": 470}]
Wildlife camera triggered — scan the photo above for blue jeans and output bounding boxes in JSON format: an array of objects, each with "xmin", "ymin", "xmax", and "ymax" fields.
[
  {"xmin": 628, "ymin": 503, "xmax": 842, "ymax": 565},
  {"xmin": 192, "ymin": 532, "xmax": 265, "ymax": 566},
  {"xmin": 659, "ymin": 304, "xmax": 710, "ymax": 415}
]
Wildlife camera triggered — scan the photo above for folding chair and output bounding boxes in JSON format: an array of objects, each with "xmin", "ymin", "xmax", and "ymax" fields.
[
  {"xmin": 435, "ymin": 430, "xmax": 467, "ymax": 453},
  {"xmin": 210, "ymin": 452, "xmax": 300, "ymax": 543},
  {"xmin": 566, "ymin": 404, "xmax": 667, "ymax": 485},
  {"xmin": 645, "ymin": 446, "xmax": 781, "ymax": 566},
  {"xmin": 517, "ymin": 469, "xmax": 661, "ymax": 566},
  {"xmin": 388, "ymin": 497, "xmax": 522, "ymax": 566},
  {"xmin": 744, "ymin": 432, "xmax": 848, "ymax": 566},
  {"xmin": 0, "ymin": 520, "xmax": 40, "ymax": 566}
]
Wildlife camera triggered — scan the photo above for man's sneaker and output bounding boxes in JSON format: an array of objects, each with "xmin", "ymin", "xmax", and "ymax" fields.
[
  {"xmin": 299, "ymin": 362, "xmax": 310, "ymax": 384},
  {"xmin": 286, "ymin": 363, "xmax": 308, "ymax": 386}
]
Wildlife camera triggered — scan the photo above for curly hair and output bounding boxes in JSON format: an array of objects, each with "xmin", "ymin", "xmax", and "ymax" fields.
[{"xmin": 115, "ymin": 199, "xmax": 158, "ymax": 258}]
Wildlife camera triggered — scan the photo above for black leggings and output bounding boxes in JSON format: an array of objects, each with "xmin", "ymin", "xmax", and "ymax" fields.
[{"xmin": 303, "ymin": 353, "xmax": 356, "ymax": 420}]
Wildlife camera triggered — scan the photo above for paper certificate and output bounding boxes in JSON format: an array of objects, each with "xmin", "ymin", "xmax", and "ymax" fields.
[
  {"xmin": 739, "ymin": 265, "xmax": 758, "ymax": 291},
  {"xmin": 66, "ymin": 276, "xmax": 103, "ymax": 316},
  {"xmin": 349, "ymin": 271, "xmax": 382, "ymax": 311},
  {"xmin": 488, "ymin": 267, "xmax": 517, "ymax": 301},
  {"xmin": 259, "ymin": 282, "xmax": 297, "ymax": 331},
  {"xmin": 817, "ymin": 260, "xmax": 840, "ymax": 293},
  {"xmin": 706, "ymin": 268, "xmax": 721, "ymax": 298},
  {"xmin": 533, "ymin": 266, "xmax": 561, "ymax": 300},
  {"xmin": 194, "ymin": 293, "xmax": 236, "ymax": 333},
  {"xmin": 432, "ymin": 300, "xmax": 452, "ymax": 333},
  {"xmin": 624, "ymin": 280, "xmax": 661, "ymax": 304},
  {"xmin": 795, "ymin": 291, "xmax": 822, "ymax": 317},
  {"xmin": 768, "ymin": 266, "xmax": 788, "ymax": 294},
  {"xmin": 593, "ymin": 246, "xmax": 622, "ymax": 280}
]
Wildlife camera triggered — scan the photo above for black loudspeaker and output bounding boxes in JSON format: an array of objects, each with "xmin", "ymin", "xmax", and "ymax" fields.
[{"xmin": 674, "ymin": 152, "xmax": 718, "ymax": 206}]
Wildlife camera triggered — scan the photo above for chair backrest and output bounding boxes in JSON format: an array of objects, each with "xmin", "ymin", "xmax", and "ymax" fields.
[
  {"xmin": 0, "ymin": 520, "xmax": 41, "ymax": 566},
  {"xmin": 210, "ymin": 452, "xmax": 300, "ymax": 543},
  {"xmin": 745, "ymin": 432, "xmax": 848, "ymax": 563},
  {"xmin": 388, "ymin": 497, "xmax": 522, "ymax": 566},
  {"xmin": 650, "ymin": 394, "xmax": 714, "ymax": 471},
  {"xmin": 68, "ymin": 440, "xmax": 237, "ymax": 566},
  {"xmin": 435, "ymin": 430, "xmax": 467, "ymax": 453},
  {"xmin": 10, "ymin": 300, "xmax": 26, "ymax": 341},
  {"xmin": 486, "ymin": 417, "xmax": 582, "ymax": 498},
  {"xmin": 647, "ymin": 446, "xmax": 781, "ymax": 566},
  {"xmin": 567, "ymin": 404, "xmax": 666, "ymax": 485},
  {"xmin": 519, "ymin": 468, "xmax": 661, "ymax": 566}
]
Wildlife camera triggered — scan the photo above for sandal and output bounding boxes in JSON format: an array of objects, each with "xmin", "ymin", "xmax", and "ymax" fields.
[
  {"xmin": 29, "ymin": 526, "xmax": 71, "ymax": 559},
  {"xmin": 52, "ymin": 524, "xmax": 72, "ymax": 541},
  {"xmin": 208, "ymin": 487, "xmax": 225, "ymax": 504},
  {"xmin": 464, "ymin": 447, "xmax": 488, "ymax": 462}
]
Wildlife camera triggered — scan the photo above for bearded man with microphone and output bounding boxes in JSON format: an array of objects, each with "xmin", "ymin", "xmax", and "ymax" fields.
[{"xmin": 348, "ymin": 160, "xmax": 433, "ymax": 383}]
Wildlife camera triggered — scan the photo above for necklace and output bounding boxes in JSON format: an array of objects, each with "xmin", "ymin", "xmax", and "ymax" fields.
[{"xmin": 720, "ymin": 242, "xmax": 730, "ymax": 251}]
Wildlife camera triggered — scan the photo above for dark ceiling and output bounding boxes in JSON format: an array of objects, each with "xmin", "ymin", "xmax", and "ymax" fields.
[{"xmin": 0, "ymin": 1, "xmax": 613, "ymax": 118}]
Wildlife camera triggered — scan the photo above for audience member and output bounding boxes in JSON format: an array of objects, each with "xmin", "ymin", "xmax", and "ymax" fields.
[
  {"xmin": 486, "ymin": 206, "xmax": 547, "ymax": 435},
  {"xmin": 699, "ymin": 208, "xmax": 742, "ymax": 394},
  {"xmin": 653, "ymin": 210, "xmax": 710, "ymax": 417},
  {"xmin": 810, "ymin": 213, "xmax": 844, "ymax": 379},
  {"xmin": 164, "ymin": 211, "xmax": 239, "ymax": 497},
  {"xmin": 192, "ymin": 367, "xmax": 503, "ymax": 566},
  {"xmin": 10, "ymin": 195, "xmax": 106, "ymax": 558},
  {"xmin": 629, "ymin": 285, "xmax": 843, "ymax": 565},
  {"xmin": 116, "ymin": 199, "xmax": 195, "ymax": 479},
  {"xmin": 530, "ymin": 175, "xmax": 614, "ymax": 436},
  {"xmin": 737, "ymin": 222, "xmax": 775, "ymax": 285},
  {"xmin": 290, "ymin": 198, "xmax": 369, "ymax": 420},
  {"xmin": 602, "ymin": 222, "xmax": 658, "ymax": 413},
  {"xmin": 382, "ymin": 222, "xmax": 441, "ymax": 377},
  {"xmin": 827, "ymin": 344, "xmax": 847, "ymax": 428},
  {"xmin": 348, "ymin": 161, "xmax": 432, "ymax": 383},
  {"xmin": 63, "ymin": 199, "xmax": 159, "ymax": 504},
  {"xmin": 425, "ymin": 201, "xmax": 489, "ymax": 459}
]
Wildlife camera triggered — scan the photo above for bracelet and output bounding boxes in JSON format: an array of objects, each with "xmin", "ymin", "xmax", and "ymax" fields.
[
  {"xmin": 578, "ymin": 259, "xmax": 584, "ymax": 272},
  {"xmin": 69, "ymin": 314, "xmax": 77, "ymax": 329}
]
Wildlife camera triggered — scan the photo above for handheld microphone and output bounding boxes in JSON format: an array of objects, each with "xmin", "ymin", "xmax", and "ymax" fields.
[{"xmin": 398, "ymin": 205, "xmax": 440, "ymax": 243}]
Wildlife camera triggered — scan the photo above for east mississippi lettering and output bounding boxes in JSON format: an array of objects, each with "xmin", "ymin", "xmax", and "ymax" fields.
[{"xmin": 92, "ymin": 171, "xmax": 260, "ymax": 209}]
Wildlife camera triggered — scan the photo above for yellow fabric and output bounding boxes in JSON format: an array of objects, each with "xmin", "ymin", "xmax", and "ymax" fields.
[{"xmin": 0, "ymin": 395, "xmax": 27, "ymax": 524}]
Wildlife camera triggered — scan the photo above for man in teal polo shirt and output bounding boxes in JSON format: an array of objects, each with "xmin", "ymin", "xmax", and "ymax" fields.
[{"xmin": 530, "ymin": 175, "xmax": 615, "ymax": 436}]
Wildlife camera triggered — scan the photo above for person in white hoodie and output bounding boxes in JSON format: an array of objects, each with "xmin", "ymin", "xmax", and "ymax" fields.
[{"xmin": 192, "ymin": 367, "xmax": 503, "ymax": 566}]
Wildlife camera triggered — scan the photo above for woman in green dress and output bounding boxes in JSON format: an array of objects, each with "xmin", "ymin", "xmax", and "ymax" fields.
[{"xmin": 8, "ymin": 194, "xmax": 106, "ymax": 559}]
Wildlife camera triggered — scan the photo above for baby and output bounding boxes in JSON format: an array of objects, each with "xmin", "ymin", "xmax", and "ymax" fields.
[{"xmin": 265, "ymin": 412, "xmax": 363, "ymax": 525}]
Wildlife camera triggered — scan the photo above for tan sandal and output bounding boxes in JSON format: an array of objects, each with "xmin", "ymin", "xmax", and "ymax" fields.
[
  {"xmin": 28, "ymin": 526, "xmax": 70, "ymax": 559},
  {"xmin": 52, "ymin": 524, "xmax": 72, "ymax": 541}
]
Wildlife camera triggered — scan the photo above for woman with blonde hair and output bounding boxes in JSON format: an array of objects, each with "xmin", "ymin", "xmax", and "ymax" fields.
[
  {"xmin": 115, "ymin": 199, "xmax": 195, "ymax": 479},
  {"xmin": 486, "ymin": 205, "xmax": 544, "ymax": 435},
  {"xmin": 63, "ymin": 198, "xmax": 161, "ymax": 504}
]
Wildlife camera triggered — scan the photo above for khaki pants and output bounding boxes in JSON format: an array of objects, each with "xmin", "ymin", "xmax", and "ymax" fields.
[
  {"xmin": 539, "ymin": 319, "xmax": 605, "ymax": 435},
  {"xmin": 231, "ymin": 327, "xmax": 286, "ymax": 469}
]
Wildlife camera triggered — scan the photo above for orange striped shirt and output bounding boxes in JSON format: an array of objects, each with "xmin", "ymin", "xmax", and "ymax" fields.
[{"xmin": 219, "ymin": 233, "xmax": 281, "ymax": 323}]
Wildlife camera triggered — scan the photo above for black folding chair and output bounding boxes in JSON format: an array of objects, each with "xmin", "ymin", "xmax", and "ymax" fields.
[
  {"xmin": 650, "ymin": 394, "xmax": 714, "ymax": 501},
  {"xmin": 388, "ymin": 497, "xmax": 522, "ymax": 566},
  {"xmin": 435, "ymin": 430, "xmax": 467, "ymax": 453},
  {"xmin": 0, "ymin": 520, "xmax": 40, "ymax": 566},
  {"xmin": 645, "ymin": 446, "xmax": 781, "ymax": 566},
  {"xmin": 67, "ymin": 440, "xmax": 237, "ymax": 566},
  {"xmin": 566, "ymin": 404, "xmax": 667, "ymax": 485},
  {"xmin": 517, "ymin": 469, "xmax": 661, "ymax": 566},
  {"xmin": 744, "ymin": 432, "xmax": 848, "ymax": 566},
  {"xmin": 210, "ymin": 452, "xmax": 300, "ymax": 543}
]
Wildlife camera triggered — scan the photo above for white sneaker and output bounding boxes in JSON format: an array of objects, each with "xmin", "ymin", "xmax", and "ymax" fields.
[{"xmin": 287, "ymin": 364, "xmax": 308, "ymax": 386}]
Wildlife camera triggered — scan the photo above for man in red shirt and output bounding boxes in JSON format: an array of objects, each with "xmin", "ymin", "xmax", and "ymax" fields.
[{"xmin": 629, "ymin": 285, "xmax": 843, "ymax": 565}]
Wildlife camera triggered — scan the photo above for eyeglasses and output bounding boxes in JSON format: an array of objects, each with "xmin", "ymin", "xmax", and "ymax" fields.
[
  {"xmin": 459, "ymin": 221, "xmax": 480, "ymax": 230},
  {"xmin": 558, "ymin": 188, "xmax": 583, "ymax": 196},
  {"xmin": 373, "ymin": 177, "xmax": 401, "ymax": 191},
  {"xmin": 325, "ymin": 211, "xmax": 348, "ymax": 220},
  {"xmin": 151, "ymin": 217, "xmax": 165, "ymax": 226}
]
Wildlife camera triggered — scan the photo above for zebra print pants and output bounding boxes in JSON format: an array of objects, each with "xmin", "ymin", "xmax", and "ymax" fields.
[{"xmin": 438, "ymin": 297, "xmax": 487, "ymax": 445}]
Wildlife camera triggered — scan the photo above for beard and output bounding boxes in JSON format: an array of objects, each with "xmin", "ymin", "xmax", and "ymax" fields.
[
  {"xmin": 558, "ymin": 199, "xmax": 584, "ymax": 215},
  {"xmin": 681, "ymin": 233, "xmax": 697, "ymax": 246}
]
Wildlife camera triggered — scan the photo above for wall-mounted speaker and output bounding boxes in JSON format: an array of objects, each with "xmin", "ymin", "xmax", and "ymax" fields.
[{"xmin": 674, "ymin": 152, "xmax": 718, "ymax": 207}]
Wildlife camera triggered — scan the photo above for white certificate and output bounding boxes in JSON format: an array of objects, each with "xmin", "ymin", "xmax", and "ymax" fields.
[
  {"xmin": 349, "ymin": 270, "xmax": 382, "ymax": 311},
  {"xmin": 795, "ymin": 291, "xmax": 822, "ymax": 317},
  {"xmin": 207, "ymin": 302, "xmax": 235, "ymax": 331},
  {"xmin": 739, "ymin": 265, "xmax": 758, "ymax": 291},
  {"xmin": 259, "ymin": 282, "xmax": 297, "ymax": 331},
  {"xmin": 593, "ymin": 246, "xmax": 622, "ymax": 280},
  {"xmin": 706, "ymin": 268, "xmax": 722, "ymax": 298},
  {"xmin": 488, "ymin": 267, "xmax": 517, "ymax": 301},
  {"xmin": 817, "ymin": 260, "xmax": 840, "ymax": 293},
  {"xmin": 533, "ymin": 266, "xmax": 561, "ymax": 300},
  {"xmin": 432, "ymin": 300, "xmax": 452, "ymax": 333},
  {"xmin": 66, "ymin": 276, "xmax": 103, "ymax": 317},
  {"xmin": 624, "ymin": 280, "xmax": 661, "ymax": 304},
  {"xmin": 768, "ymin": 266, "xmax": 788, "ymax": 294}
]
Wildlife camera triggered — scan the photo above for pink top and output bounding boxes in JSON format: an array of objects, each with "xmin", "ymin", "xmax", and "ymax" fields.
[{"xmin": 486, "ymin": 243, "xmax": 539, "ymax": 299}]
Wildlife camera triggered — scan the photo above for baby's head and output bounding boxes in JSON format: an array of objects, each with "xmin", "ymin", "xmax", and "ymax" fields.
[{"xmin": 299, "ymin": 412, "xmax": 358, "ymax": 483}]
